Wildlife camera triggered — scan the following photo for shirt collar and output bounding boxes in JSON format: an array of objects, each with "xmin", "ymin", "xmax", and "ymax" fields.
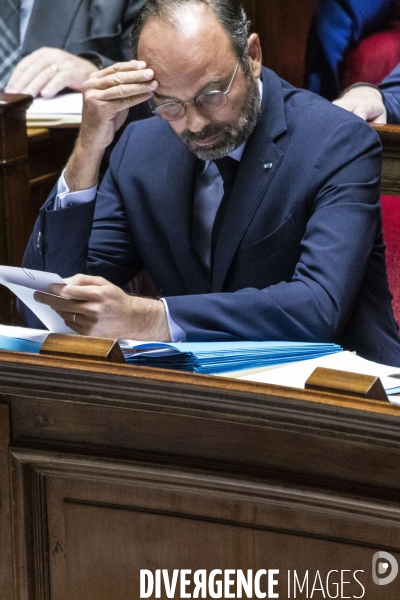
[{"xmin": 202, "ymin": 77, "xmax": 263, "ymax": 171}]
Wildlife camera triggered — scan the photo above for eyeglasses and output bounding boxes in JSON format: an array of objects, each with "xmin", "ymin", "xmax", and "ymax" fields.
[{"xmin": 151, "ymin": 59, "xmax": 240, "ymax": 121}]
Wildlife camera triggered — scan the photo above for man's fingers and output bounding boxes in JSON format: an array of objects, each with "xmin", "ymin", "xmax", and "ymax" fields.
[
  {"xmin": 81, "ymin": 65, "xmax": 157, "ymax": 117},
  {"xmin": 6, "ymin": 52, "xmax": 46, "ymax": 91},
  {"xmin": 332, "ymin": 86, "xmax": 387, "ymax": 124},
  {"xmin": 6, "ymin": 59, "xmax": 54, "ymax": 94},
  {"xmin": 96, "ymin": 81, "xmax": 158, "ymax": 101},
  {"xmin": 67, "ymin": 273, "xmax": 110, "ymax": 286},
  {"xmin": 89, "ymin": 60, "xmax": 148, "ymax": 79},
  {"xmin": 34, "ymin": 290, "xmax": 99, "ymax": 322},
  {"xmin": 34, "ymin": 290, "xmax": 77, "ymax": 310},
  {"xmin": 40, "ymin": 70, "xmax": 74, "ymax": 98},
  {"xmin": 371, "ymin": 112, "xmax": 387, "ymax": 124},
  {"xmin": 352, "ymin": 108, "xmax": 370, "ymax": 120},
  {"xmin": 85, "ymin": 69, "xmax": 156, "ymax": 92},
  {"xmin": 24, "ymin": 65, "xmax": 63, "ymax": 97},
  {"xmin": 44, "ymin": 274, "xmax": 112, "ymax": 302},
  {"xmin": 6, "ymin": 48, "xmax": 98, "ymax": 95},
  {"xmin": 352, "ymin": 106, "xmax": 386, "ymax": 122},
  {"xmin": 57, "ymin": 309, "xmax": 96, "ymax": 326}
]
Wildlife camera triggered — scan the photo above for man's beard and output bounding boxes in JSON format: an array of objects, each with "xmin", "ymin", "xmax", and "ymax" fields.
[{"xmin": 178, "ymin": 70, "xmax": 261, "ymax": 161}]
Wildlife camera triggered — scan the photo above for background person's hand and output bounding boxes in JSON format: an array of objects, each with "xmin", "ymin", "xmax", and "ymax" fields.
[
  {"xmin": 333, "ymin": 86, "xmax": 387, "ymax": 123},
  {"xmin": 34, "ymin": 274, "xmax": 171, "ymax": 341},
  {"xmin": 5, "ymin": 47, "xmax": 99, "ymax": 98}
]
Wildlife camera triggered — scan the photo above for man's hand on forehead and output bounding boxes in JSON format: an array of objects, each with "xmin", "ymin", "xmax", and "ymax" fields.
[
  {"xmin": 63, "ymin": 60, "xmax": 159, "ymax": 192},
  {"xmin": 88, "ymin": 61, "xmax": 157, "ymax": 91},
  {"xmin": 77, "ymin": 60, "xmax": 159, "ymax": 150},
  {"xmin": 83, "ymin": 60, "xmax": 158, "ymax": 109}
]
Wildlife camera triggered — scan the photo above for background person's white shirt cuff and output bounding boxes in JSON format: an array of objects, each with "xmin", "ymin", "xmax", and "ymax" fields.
[{"xmin": 55, "ymin": 170, "xmax": 97, "ymax": 209}]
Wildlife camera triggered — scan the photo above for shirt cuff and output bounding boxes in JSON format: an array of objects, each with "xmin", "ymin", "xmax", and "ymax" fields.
[
  {"xmin": 55, "ymin": 169, "xmax": 98, "ymax": 209},
  {"xmin": 160, "ymin": 298, "xmax": 186, "ymax": 342}
]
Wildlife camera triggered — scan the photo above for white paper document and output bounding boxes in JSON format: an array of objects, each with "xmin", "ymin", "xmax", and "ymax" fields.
[
  {"xmin": 237, "ymin": 351, "xmax": 400, "ymax": 403},
  {"xmin": 27, "ymin": 93, "xmax": 82, "ymax": 126},
  {"xmin": 0, "ymin": 266, "xmax": 74, "ymax": 334},
  {"xmin": 0, "ymin": 324, "xmax": 50, "ymax": 343}
]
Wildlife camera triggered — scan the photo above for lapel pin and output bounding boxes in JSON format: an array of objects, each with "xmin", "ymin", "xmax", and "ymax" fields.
[{"xmin": 264, "ymin": 162, "xmax": 273, "ymax": 170}]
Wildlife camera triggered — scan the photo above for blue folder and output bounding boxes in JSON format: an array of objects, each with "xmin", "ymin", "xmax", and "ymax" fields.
[
  {"xmin": 0, "ymin": 333, "xmax": 343, "ymax": 376},
  {"xmin": 120, "ymin": 341, "xmax": 343, "ymax": 374}
]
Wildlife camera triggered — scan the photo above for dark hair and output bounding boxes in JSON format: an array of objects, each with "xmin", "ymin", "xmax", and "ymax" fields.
[{"xmin": 130, "ymin": 0, "xmax": 251, "ymax": 71}]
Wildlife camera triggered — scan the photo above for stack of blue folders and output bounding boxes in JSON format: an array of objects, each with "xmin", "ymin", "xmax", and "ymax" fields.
[
  {"xmin": 0, "ymin": 326, "xmax": 342, "ymax": 375},
  {"xmin": 120, "ymin": 341, "xmax": 343, "ymax": 374}
]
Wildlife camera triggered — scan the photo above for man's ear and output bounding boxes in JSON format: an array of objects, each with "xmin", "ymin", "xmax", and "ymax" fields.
[{"xmin": 248, "ymin": 33, "xmax": 262, "ymax": 78}]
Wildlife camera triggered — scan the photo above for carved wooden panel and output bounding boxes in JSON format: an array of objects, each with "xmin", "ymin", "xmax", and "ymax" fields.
[
  {"xmin": 0, "ymin": 405, "xmax": 13, "ymax": 600},
  {"xmin": 1, "ymin": 352, "xmax": 400, "ymax": 598},
  {"xmin": 9, "ymin": 448, "xmax": 400, "ymax": 600}
]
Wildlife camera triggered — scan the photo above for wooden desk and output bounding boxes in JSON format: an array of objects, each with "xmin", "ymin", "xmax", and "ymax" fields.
[
  {"xmin": 373, "ymin": 124, "xmax": 400, "ymax": 195},
  {"xmin": 0, "ymin": 351, "xmax": 400, "ymax": 599}
]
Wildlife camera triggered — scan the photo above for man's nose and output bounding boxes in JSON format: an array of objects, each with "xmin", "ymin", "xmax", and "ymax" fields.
[{"xmin": 184, "ymin": 103, "xmax": 211, "ymax": 132}]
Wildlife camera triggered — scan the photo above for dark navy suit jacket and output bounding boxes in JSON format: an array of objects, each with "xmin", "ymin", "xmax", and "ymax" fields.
[{"xmin": 22, "ymin": 67, "xmax": 400, "ymax": 366}]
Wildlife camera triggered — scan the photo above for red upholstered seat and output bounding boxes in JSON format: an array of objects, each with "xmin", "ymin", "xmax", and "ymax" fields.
[
  {"xmin": 340, "ymin": 22, "xmax": 400, "ymax": 89},
  {"xmin": 381, "ymin": 195, "xmax": 400, "ymax": 324}
]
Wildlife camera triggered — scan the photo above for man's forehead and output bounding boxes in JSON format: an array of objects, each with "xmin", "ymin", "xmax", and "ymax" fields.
[{"xmin": 137, "ymin": 5, "xmax": 234, "ymax": 72}]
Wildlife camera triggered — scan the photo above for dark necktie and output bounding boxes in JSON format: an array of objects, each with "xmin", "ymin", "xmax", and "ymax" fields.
[
  {"xmin": 192, "ymin": 156, "xmax": 239, "ymax": 281},
  {"xmin": 0, "ymin": 0, "xmax": 21, "ymax": 91},
  {"xmin": 211, "ymin": 156, "xmax": 240, "ymax": 258}
]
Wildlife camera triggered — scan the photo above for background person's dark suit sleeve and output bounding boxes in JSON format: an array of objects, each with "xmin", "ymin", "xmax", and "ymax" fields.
[
  {"xmin": 379, "ymin": 63, "xmax": 400, "ymax": 124},
  {"xmin": 22, "ymin": 0, "xmax": 146, "ymax": 68}
]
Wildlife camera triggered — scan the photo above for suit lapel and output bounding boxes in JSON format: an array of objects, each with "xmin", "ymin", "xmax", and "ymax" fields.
[
  {"xmin": 161, "ymin": 143, "xmax": 211, "ymax": 294},
  {"xmin": 212, "ymin": 68, "xmax": 288, "ymax": 292},
  {"xmin": 22, "ymin": 0, "xmax": 83, "ymax": 55}
]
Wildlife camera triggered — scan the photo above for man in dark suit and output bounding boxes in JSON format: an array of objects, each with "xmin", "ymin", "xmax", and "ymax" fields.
[
  {"xmin": 3, "ymin": 0, "xmax": 146, "ymax": 98},
  {"xmin": 23, "ymin": 0, "xmax": 400, "ymax": 365}
]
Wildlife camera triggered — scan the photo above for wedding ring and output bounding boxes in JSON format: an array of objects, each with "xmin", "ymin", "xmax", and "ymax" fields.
[
  {"xmin": 73, "ymin": 313, "xmax": 76, "ymax": 324},
  {"xmin": 50, "ymin": 64, "xmax": 59, "ymax": 72}
]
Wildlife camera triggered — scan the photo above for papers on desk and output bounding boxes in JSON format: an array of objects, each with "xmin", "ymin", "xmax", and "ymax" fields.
[
  {"xmin": 0, "ymin": 324, "xmax": 49, "ymax": 354},
  {"xmin": 120, "ymin": 341, "xmax": 343, "ymax": 373},
  {"xmin": 1, "ymin": 322, "xmax": 399, "ymax": 405},
  {"xmin": 0, "ymin": 322, "xmax": 343, "ymax": 374},
  {"xmin": 26, "ymin": 93, "xmax": 82, "ymax": 126},
  {"xmin": 0, "ymin": 266, "xmax": 74, "ymax": 334},
  {"xmin": 236, "ymin": 350, "xmax": 400, "ymax": 403}
]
